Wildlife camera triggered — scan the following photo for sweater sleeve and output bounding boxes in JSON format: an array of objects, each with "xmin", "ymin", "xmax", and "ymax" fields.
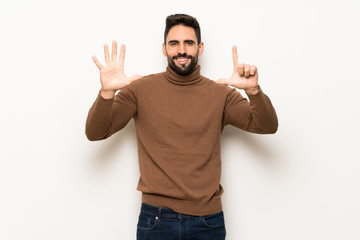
[
  {"xmin": 85, "ymin": 87, "xmax": 137, "ymax": 141},
  {"xmin": 223, "ymin": 87, "xmax": 278, "ymax": 134}
]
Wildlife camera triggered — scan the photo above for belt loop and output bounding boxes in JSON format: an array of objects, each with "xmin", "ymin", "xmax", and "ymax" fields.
[{"xmin": 158, "ymin": 206, "xmax": 162, "ymax": 221}]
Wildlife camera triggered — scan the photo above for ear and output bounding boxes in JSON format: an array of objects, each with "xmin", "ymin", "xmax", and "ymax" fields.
[
  {"xmin": 162, "ymin": 43, "xmax": 167, "ymax": 56},
  {"xmin": 198, "ymin": 42, "xmax": 204, "ymax": 56}
]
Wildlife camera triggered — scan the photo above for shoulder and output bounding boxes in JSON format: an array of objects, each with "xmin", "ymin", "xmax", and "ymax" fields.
[
  {"xmin": 200, "ymin": 75, "xmax": 234, "ymax": 94},
  {"xmin": 128, "ymin": 72, "xmax": 165, "ymax": 88},
  {"xmin": 200, "ymin": 75, "xmax": 246, "ymax": 104}
]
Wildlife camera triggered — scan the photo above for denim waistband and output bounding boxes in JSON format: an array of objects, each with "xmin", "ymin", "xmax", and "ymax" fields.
[{"xmin": 141, "ymin": 203, "xmax": 196, "ymax": 219}]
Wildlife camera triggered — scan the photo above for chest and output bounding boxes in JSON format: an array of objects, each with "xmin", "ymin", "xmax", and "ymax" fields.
[{"xmin": 135, "ymin": 86, "xmax": 225, "ymax": 132}]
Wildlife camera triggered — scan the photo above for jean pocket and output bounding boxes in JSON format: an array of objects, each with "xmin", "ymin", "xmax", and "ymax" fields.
[
  {"xmin": 201, "ymin": 211, "xmax": 225, "ymax": 228},
  {"xmin": 137, "ymin": 212, "xmax": 158, "ymax": 230}
]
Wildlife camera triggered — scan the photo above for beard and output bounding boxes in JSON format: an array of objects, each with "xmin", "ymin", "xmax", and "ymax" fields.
[{"xmin": 167, "ymin": 52, "xmax": 199, "ymax": 76}]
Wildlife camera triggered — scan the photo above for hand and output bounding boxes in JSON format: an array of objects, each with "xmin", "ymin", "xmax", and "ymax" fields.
[
  {"xmin": 92, "ymin": 41, "xmax": 142, "ymax": 99},
  {"xmin": 216, "ymin": 45, "xmax": 260, "ymax": 95}
]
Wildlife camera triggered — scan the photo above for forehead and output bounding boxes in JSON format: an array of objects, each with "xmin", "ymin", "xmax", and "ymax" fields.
[{"xmin": 166, "ymin": 25, "xmax": 197, "ymax": 42}]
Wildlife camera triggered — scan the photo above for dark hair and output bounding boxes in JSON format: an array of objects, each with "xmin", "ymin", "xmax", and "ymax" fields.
[{"xmin": 164, "ymin": 14, "xmax": 201, "ymax": 44}]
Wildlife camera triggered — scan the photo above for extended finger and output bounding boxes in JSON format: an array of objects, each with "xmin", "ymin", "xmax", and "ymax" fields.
[
  {"xmin": 232, "ymin": 45, "xmax": 239, "ymax": 68},
  {"xmin": 92, "ymin": 55, "xmax": 103, "ymax": 69},
  {"xmin": 215, "ymin": 78, "xmax": 229, "ymax": 85},
  {"xmin": 104, "ymin": 44, "xmax": 110, "ymax": 64},
  {"xmin": 250, "ymin": 65, "xmax": 257, "ymax": 76},
  {"xmin": 111, "ymin": 41, "xmax": 117, "ymax": 62},
  {"xmin": 244, "ymin": 64, "xmax": 250, "ymax": 77},
  {"xmin": 119, "ymin": 44, "xmax": 125, "ymax": 70},
  {"xmin": 237, "ymin": 63, "xmax": 245, "ymax": 76}
]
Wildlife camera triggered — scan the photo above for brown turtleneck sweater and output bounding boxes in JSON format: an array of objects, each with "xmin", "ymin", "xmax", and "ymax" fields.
[{"xmin": 85, "ymin": 65, "xmax": 278, "ymax": 216}]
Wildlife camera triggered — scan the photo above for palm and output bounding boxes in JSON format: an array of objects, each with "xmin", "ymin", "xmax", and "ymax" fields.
[
  {"xmin": 228, "ymin": 67, "xmax": 258, "ymax": 90},
  {"xmin": 99, "ymin": 62, "xmax": 129, "ymax": 90},
  {"xmin": 92, "ymin": 41, "xmax": 141, "ymax": 92}
]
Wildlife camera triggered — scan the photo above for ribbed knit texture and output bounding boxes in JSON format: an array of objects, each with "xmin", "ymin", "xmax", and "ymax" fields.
[{"xmin": 85, "ymin": 65, "xmax": 278, "ymax": 216}]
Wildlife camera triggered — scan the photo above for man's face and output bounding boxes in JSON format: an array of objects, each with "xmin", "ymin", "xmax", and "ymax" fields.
[{"xmin": 163, "ymin": 25, "xmax": 204, "ymax": 75}]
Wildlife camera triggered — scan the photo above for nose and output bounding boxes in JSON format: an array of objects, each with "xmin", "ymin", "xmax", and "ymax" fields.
[{"xmin": 178, "ymin": 43, "xmax": 186, "ymax": 54}]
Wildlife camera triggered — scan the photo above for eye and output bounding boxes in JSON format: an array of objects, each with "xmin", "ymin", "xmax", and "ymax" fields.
[
  {"xmin": 185, "ymin": 41, "xmax": 195, "ymax": 46},
  {"xmin": 169, "ymin": 42, "xmax": 178, "ymax": 46}
]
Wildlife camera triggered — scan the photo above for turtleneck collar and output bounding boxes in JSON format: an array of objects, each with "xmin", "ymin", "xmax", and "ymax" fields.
[{"xmin": 164, "ymin": 64, "xmax": 202, "ymax": 86}]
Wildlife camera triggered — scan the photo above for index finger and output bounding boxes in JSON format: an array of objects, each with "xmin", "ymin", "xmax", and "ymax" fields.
[
  {"xmin": 232, "ymin": 45, "xmax": 239, "ymax": 68},
  {"xmin": 104, "ymin": 44, "xmax": 110, "ymax": 64}
]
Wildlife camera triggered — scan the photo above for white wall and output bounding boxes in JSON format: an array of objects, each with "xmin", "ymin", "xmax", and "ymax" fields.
[{"xmin": 1, "ymin": 0, "xmax": 359, "ymax": 239}]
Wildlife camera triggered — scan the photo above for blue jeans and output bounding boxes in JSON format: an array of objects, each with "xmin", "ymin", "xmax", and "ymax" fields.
[{"xmin": 137, "ymin": 203, "xmax": 226, "ymax": 240}]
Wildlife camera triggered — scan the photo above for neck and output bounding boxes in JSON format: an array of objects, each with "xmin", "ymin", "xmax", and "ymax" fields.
[{"xmin": 164, "ymin": 65, "xmax": 202, "ymax": 86}]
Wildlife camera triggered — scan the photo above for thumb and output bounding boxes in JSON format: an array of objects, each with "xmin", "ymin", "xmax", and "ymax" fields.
[
  {"xmin": 129, "ymin": 74, "xmax": 143, "ymax": 82},
  {"xmin": 216, "ymin": 78, "xmax": 229, "ymax": 85}
]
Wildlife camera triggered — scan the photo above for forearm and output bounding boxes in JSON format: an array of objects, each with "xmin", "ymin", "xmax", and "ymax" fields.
[
  {"xmin": 85, "ymin": 92, "xmax": 114, "ymax": 141},
  {"xmin": 246, "ymin": 88, "xmax": 278, "ymax": 134},
  {"xmin": 85, "ymin": 89, "xmax": 137, "ymax": 141},
  {"xmin": 225, "ymin": 87, "xmax": 278, "ymax": 134}
]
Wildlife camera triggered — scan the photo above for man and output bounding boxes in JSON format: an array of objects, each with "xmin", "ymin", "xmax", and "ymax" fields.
[{"xmin": 86, "ymin": 14, "xmax": 278, "ymax": 240}]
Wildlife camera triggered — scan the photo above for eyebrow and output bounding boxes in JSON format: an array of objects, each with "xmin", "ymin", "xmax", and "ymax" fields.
[
  {"xmin": 167, "ymin": 40, "xmax": 196, "ymax": 45},
  {"xmin": 168, "ymin": 40, "xmax": 179, "ymax": 45}
]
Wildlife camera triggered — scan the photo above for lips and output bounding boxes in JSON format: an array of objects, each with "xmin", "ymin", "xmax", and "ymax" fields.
[
  {"xmin": 173, "ymin": 55, "xmax": 192, "ymax": 66},
  {"xmin": 175, "ymin": 57, "xmax": 189, "ymax": 65}
]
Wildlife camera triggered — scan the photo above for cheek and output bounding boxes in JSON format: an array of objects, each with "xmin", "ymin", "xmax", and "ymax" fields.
[
  {"xmin": 188, "ymin": 47, "xmax": 199, "ymax": 56},
  {"xmin": 166, "ymin": 48, "xmax": 177, "ymax": 57}
]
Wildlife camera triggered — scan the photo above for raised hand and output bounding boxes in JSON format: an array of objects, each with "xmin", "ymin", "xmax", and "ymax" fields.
[
  {"xmin": 92, "ymin": 41, "xmax": 142, "ymax": 99},
  {"xmin": 216, "ymin": 46, "xmax": 260, "ymax": 95}
]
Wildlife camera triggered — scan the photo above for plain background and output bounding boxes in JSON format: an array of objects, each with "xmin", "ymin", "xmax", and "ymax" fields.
[{"xmin": 1, "ymin": 0, "xmax": 359, "ymax": 239}]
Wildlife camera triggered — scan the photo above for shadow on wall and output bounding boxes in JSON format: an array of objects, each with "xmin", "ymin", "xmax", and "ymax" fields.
[
  {"xmin": 87, "ymin": 121, "xmax": 137, "ymax": 166},
  {"xmin": 221, "ymin": 125, "xmax": 283, "ymax": 169}
]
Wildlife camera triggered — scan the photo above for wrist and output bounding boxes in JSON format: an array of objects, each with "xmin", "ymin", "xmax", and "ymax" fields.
[
  {"xmin": 245, "ymin": 85, "xmax": 260, "ymax": 95},
  {"xmin": 100, "ymin": 89, "xmax": 116, "ymax": 99}
]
